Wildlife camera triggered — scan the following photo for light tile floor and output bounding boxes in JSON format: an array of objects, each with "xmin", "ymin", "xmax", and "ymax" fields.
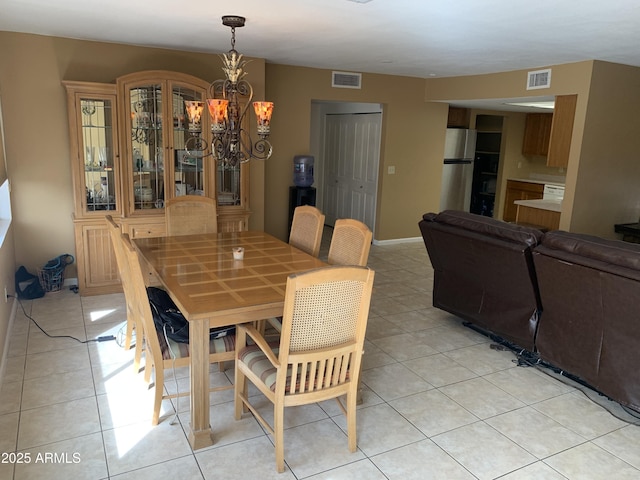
[{"xmin": 2, "ymin": 231, "xmax": 640, "ymax": 479}]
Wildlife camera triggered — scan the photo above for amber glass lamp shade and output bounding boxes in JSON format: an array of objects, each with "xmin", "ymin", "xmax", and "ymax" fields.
[
  {"xmin": 253, "ymin": 101, "xmax": 274, "ymax": 136},
  {"xmin": 206, "ymin": 99, "xmax": 229, "ymax": 134},
  {"xmin": 184, "ymin": 101, "xmax": 204, "ymax": 131}
]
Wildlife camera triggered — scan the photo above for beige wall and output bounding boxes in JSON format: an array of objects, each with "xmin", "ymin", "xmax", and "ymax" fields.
[
  {"xmin": 570, "ymin": 61, "xmax": 640, "ymax": 237},
  {"xmin": 265, "ymin": 64, "xmax": 448, "ymax": 241},
  {"xmin": 0, "ymin": 32, "xmax": 265, "ymax": 278}
]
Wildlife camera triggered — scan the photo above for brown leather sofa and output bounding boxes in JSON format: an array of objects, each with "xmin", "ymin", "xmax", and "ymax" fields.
[
  {"xmin": 533, "ymin": 230, "xmax": 640, "ymax": 412},
  {"xmin": 419, "ymin": 210, "xmax": 544, "ymax": 351},
  {"xmin": 420, "ymin": 212, "xmax": 640, "ymax": 413}
]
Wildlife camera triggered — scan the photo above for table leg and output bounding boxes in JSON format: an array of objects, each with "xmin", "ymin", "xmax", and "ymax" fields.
[{"xmin": 187, "ymin": 317, "xmax": 214, "ymax": 449}]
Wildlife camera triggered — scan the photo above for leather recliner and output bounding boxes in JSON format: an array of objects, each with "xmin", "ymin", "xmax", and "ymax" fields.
[
  {"xmin": 419, "ymin": 210, "xmax": 544, "ymax": 351},
  {"xmin": 533, "ymin": 230, "xmax": 640, "ymax": 412}
]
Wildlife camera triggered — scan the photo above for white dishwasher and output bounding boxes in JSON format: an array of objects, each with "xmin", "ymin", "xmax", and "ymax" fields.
[{"xmin": 543, "ymin": 184, "xmax": 565, "ymax": 200}]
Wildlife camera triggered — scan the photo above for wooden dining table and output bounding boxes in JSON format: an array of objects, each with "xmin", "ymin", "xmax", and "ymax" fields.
[{"xmin": 133, "ymin": 230, "xmax": 326, "ymax": 449}]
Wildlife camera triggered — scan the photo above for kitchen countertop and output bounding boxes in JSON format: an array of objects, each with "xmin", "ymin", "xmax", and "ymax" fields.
[
  {"xmin": 508, "ymin": 177, "xmax": 565, "ymax": 186},
  {"xmin": 514, "ymin": 198, "xmax": 562, "ymax": 212}
]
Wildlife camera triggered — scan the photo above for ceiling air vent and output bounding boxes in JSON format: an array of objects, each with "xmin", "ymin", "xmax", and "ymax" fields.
[
  {"xmin": 527, "ymin": 68, "xmax": 551, "ymax": 90},
  {"xmin": 332, "ymin": 71, "xmax": 362, "ymax": 89}
]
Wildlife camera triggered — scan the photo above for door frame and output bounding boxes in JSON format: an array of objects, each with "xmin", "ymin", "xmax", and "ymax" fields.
[{"xmin": 310, "ymin": 101, "xmax": 383, "ymax": 237}]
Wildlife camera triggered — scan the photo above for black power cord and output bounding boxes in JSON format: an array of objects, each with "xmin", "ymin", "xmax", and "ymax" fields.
[
  {"xmin": 461, "ymin": 321, "xmax": 640, "ymax": 426},
  {"xmin": 10, "ymin": 294, "xmax": 116, "ymax": 344}
]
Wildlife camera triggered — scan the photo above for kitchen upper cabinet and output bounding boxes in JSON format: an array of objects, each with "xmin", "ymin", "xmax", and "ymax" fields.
[
  {"xmin": 547, "ymin": 94, "xmax": 577, "ymax": 168},
  {"xmin": 503, "ymin": 180, "xmax": 544, "ymax": 222},
  {"xmin": 521, "ymin": 94, "xmax": 577, "ymax": 168},
  {"xmin": 522, "ymin": 113, "xmax": 552, "ymax": 156},
  {"xmin": 447, "ymin": 107, "xmax": 470, "ymax": 128}
]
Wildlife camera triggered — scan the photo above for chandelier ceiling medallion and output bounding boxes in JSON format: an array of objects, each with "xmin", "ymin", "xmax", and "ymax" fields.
[{"xmin": 184, "ymin": 15, "xmax": 273, "ymax": 167}]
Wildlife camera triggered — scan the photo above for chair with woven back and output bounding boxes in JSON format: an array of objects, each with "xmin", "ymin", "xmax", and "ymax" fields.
[
  {"xmin": 165, "ymin": 195, "xmax": 218, "ymax": 236},
  {"xmin": 328, "ymin": 218, "xmax": 372, "ymax": 267},
  {"xmin": 105, "ymin": 215, "xmax": 143, "ymax": 373},
  {"xmin": 234, "ymin": 265, "xmax": 375, "ymax": 472},
  {"xmin": 288, "ymin": 205, "xmax": 325, "ymax": 257},
  {"xmin": 116, "ymin": 230, "xmax": 235, "ymax": 425}
]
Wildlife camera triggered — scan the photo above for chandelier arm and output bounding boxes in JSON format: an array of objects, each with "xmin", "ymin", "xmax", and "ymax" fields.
[{"xmin": 184, "ymin": 134, "xmax": 213, "ymax": 159}]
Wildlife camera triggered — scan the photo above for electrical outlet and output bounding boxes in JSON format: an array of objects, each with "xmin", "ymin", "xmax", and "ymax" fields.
[{"xmin": 4, "ymin": 286, "xmax": 8, "ymax": 303}]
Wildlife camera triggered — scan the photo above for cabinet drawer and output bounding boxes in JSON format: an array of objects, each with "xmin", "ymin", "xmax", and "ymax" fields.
[{"xmin": 128, "ymin": 223, "xmax": 166, "ymax": 239}]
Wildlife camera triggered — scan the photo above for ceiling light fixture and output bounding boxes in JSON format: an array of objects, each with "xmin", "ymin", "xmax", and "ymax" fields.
[{"xmin": 183, "ymin": 15, "xmax": 273, "ymax": 167}]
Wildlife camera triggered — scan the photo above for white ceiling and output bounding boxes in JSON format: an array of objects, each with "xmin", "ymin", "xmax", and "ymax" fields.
[{"xmin": 2, "ymin": 0, "xmax": 640, "ymax": 110}]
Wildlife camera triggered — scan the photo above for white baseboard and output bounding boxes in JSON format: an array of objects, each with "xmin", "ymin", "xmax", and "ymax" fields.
[{"xmin": 372, "ymin": 236, "xmax": 423, "ymax": 246}]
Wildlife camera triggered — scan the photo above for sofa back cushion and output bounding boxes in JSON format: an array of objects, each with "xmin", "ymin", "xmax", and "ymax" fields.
[
  {"xmin": 423, "ymin": 210, "xmax": 543, "ymax": 247},
  {"xmin": 535, "ymin": 230, "xmax": 640, "ymax": 281}
]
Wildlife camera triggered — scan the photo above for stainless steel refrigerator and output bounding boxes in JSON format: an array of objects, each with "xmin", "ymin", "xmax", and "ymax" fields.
[{"xmin": 439, "ymin": 128, "xmax": 477, "ymax": 212}]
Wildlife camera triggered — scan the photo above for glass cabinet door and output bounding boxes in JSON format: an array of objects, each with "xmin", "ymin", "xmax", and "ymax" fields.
[
  {"xmin": 81, "ymin": 97, "xmax": 118, "ymax": 212},
  {"xmin": 172, "ymin": 85, "xmax": 206, "ymax": 197},
  {"xmin": 217, "ymin": 163, "xmax": 241, "ymax": 206},
  {"xmin": 128, "ymin": 84, "xmax": 164, "ymax": 211}
]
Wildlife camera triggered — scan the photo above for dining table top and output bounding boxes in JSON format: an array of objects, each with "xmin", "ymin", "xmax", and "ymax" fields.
[{"xmin": 132, "ymin": 230, "xmax": 327, "ymax": 326}]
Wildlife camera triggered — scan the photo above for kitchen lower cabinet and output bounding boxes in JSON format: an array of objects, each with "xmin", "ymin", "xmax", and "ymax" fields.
[
  {"xmin": 515, "ymin": 205, "xmax": 560, "ymax": 231},
  {"xmin": 503, "ymin": 180, "xmax": 545, "ymax": 222}
]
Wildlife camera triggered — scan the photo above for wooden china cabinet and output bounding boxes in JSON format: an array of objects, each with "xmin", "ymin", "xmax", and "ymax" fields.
[{"xmin": 65, "ymin": 71, "xmax": 250, "ymax": 295}]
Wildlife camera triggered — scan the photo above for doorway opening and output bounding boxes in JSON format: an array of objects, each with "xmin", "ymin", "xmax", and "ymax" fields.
[{"xmin": 310, "ymin": 101, "xmax": 383, "ymax": 237}]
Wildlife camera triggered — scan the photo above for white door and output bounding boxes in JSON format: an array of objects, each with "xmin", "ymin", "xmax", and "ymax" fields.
[{"xmin": 323, "ymin": 112, "xmax": 381, "ymax": 232}]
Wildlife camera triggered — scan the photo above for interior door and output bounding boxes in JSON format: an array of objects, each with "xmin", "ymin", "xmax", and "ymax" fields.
[{"xmin": 323, "ymin": 112, "xmax": 381, "ymax": 231}]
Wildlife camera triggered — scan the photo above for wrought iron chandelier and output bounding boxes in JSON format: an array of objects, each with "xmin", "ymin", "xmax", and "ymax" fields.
[{"xmin": 183, "ymin": 15, "xmax": 274, "ymax": 167}]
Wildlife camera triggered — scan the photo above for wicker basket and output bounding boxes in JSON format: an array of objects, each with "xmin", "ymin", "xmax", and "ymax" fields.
[
  {"xmin": 38, "ymin": 253, "xmax": 74, "ymax": 293},
  {"xmin": 38, "ymin": 268, "xmax": 65, "ymax": 293}
]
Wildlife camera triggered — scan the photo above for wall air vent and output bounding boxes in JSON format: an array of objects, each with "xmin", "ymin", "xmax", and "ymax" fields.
[
  {"xmin": 527, "ymin": 68, "xmax": 552, "ymax": 90},
  {"xmin": 332, "ymin": 71, "xmax": 362, "ymax": 89}
]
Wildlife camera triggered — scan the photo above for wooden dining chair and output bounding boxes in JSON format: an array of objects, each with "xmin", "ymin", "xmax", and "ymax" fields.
[
  {"xmin": 328, "ymin": 218, "xmax": 372, "ymax": 267},
  {"xmin": 117, "ymin": 231, "xmax": 235, "ymax": 425},
  {"xmin": 165, "ymin": 195, "xmax": 218, "ymax": 236},
  {"xmin": 288, "ymin": 205, "xmax": 325, "ymax": 257},
  {"xmin": 105, "ymin": 215, "xmax": 143, "ymax": 373},
  {"xmin": 234, "ymin": 265, "xmax": 375, "ymax": 472}
]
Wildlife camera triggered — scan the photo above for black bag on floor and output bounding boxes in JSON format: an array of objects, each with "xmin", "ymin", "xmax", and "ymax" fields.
[
  {"xmin": 15, "ymin": 266, "xmax": 45, "ymax": 299},
  {"xmin": 147, "ymin": 287, "xmax": 234, "ymax": 343}
]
